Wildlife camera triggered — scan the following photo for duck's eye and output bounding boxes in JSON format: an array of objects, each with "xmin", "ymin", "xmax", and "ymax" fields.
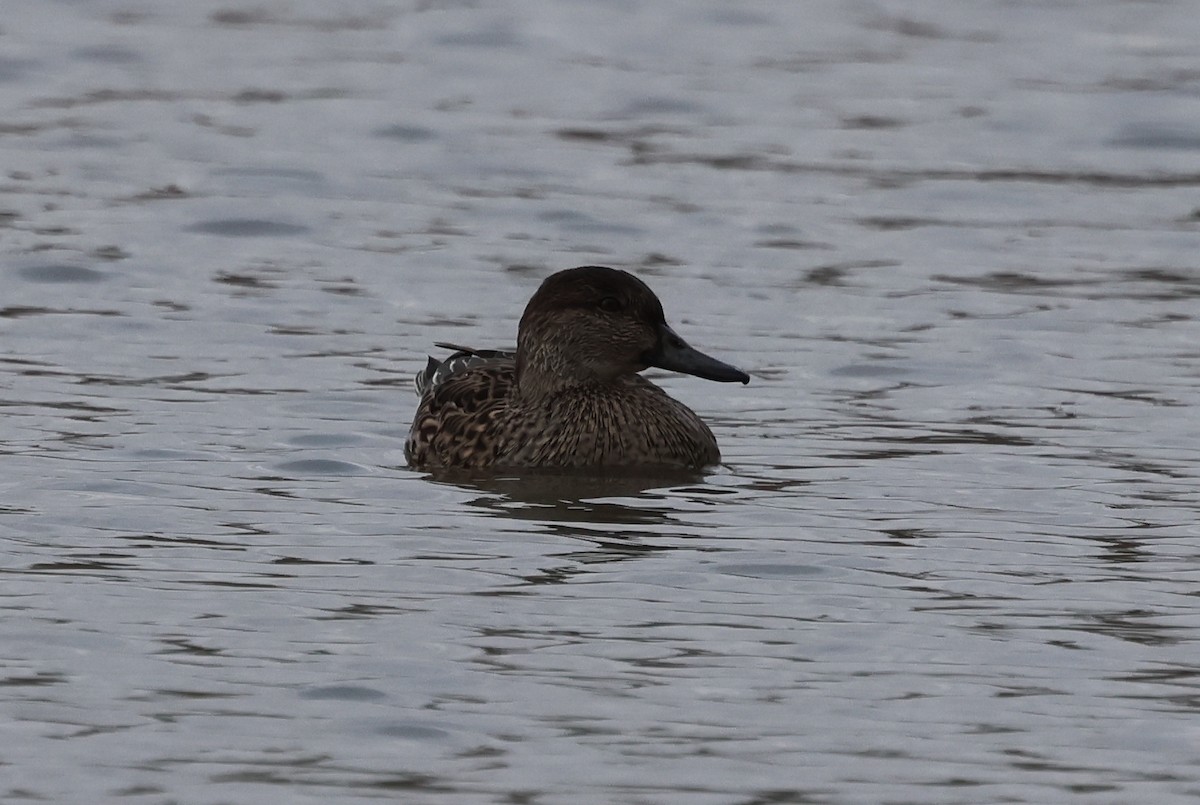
[{"xmin": 598, "ymin": 296, "xmax": 623, "ymax": 313}]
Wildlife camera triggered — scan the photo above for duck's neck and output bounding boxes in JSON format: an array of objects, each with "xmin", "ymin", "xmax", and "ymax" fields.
[
  {"xmin": 514, "ymin": 339, "xmax": 602, "ymax": 403},
  {"xmin": 514, "ymin": 358, "xmax": 584, "ymax": 403}
]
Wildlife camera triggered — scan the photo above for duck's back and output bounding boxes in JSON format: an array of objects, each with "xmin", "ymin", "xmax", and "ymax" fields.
[{"xmin": 405, "ymin": 347, "xmax": 516, "ymax": 470}]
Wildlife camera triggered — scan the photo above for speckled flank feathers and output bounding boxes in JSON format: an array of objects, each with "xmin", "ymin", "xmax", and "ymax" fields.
[{"xmin": 405, "ymin": 266, "xmax": 749, "ymax": 471}]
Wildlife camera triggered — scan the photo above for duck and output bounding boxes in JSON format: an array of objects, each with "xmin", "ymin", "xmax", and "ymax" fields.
[{"xmin": 405, "ymin": 266, "xmax": 749, "ymax": 470}]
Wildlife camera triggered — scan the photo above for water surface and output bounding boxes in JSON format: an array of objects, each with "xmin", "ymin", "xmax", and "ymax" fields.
[{"xmin": 3, "ymin": 1, "xmax": 1200, "ymax": 803}]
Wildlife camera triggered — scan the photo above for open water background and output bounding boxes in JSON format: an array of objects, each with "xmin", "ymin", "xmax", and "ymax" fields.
[{"xmin": 3, "ymin": 1, "xmax": 1200, "ymax": 803}]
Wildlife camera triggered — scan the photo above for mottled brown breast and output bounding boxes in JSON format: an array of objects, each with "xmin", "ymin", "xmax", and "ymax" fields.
[{"xmin": 494, "ymin": 377, "xmax": 720, "ymax": 469}]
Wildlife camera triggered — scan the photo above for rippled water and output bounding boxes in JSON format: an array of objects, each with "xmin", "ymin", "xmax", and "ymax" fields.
[{"xmin": 4, "ymin": 1, "xmax": 1200, "ymax": 803}]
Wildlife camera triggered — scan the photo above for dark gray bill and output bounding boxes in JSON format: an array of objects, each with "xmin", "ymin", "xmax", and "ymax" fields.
[{"xmin": 647, "ymin": 324, "xmax": 750, "ymax": 384}]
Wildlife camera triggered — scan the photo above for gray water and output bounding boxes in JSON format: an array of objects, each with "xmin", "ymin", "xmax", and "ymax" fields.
[{"xmin": 3, "ymin": 1, "xmax": 1200, "ymax": 803}]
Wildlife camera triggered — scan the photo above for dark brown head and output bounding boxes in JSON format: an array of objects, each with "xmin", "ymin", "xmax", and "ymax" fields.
[{"xmin": 515, "ymin": 266, "xmax": 749, "ymax": 397}]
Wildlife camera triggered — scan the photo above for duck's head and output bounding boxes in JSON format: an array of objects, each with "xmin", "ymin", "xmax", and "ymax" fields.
[{"xmin": 515, "ymin": 266, "xmax": 749, "ymax": 395}]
